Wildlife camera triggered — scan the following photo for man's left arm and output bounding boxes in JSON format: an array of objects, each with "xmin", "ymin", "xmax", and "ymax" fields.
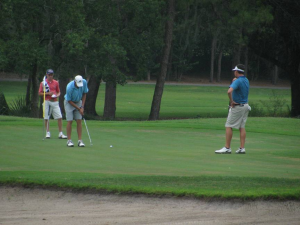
[
  {"xmin": 81, "ymin": 80, "xmax": 88, "ymax": 110},
  {"xmin": 54, "ymin": 81, "xmax": 61, "ymax": 98}
]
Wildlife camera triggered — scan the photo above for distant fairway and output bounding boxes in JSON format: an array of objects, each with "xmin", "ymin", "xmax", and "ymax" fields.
[
  {"xmin": 0, "ymin": 116, "xmax": 299, "ymax": 199},
  {"xmin": 0, "ymin": 81, "xmax": 291, "ymax": 119}
]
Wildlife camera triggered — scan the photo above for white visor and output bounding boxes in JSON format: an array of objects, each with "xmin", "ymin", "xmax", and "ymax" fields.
[{"xmin": 232, "ymin": 66, "xmax": 244, "ymax": 72}]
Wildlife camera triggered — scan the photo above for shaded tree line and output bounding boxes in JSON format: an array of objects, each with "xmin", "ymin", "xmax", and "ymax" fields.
[{"xmin": 0, "ymin": 0, "xmax": 299, "ymax": 119}]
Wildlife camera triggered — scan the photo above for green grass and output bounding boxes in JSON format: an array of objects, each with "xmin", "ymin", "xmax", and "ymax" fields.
[
  {"xmin": 0, "ymin": 116, "xmax": 299, "ymax": 199},
  {"xmin": 0, "ymin": 81, "xmax": 291, "ymax": 119}
]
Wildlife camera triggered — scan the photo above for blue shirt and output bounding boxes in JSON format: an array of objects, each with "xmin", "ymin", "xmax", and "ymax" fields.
[
  {"xmin": 230, "ymin": 76, "xmax": 249, "ymax": 104},
  {"xmin": 64, "ymin": 79, "xmax": 89, "ymax": 102}
]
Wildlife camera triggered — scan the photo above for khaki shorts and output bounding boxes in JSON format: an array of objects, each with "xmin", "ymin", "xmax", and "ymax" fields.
[
  {"xmin": 64, "ymin": 100, "xmax": 82, "ymax": 121},
  {"xmin": 225, "ymin": 104, "xmax": 250, "ymax": 129},
  {"xmin": 43, "ymin": 101, "xmax": 62, "ymax": 119}
]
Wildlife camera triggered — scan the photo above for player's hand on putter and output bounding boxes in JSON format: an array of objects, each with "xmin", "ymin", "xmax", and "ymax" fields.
[{"xmin": 79, "ymin": 107, "xmax": 84, "ymax": 115}]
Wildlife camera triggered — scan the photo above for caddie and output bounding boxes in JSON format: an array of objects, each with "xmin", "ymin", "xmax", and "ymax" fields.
[{"xmin": 38, "ymin": 69, "xmax": 67, "ymax": 139}]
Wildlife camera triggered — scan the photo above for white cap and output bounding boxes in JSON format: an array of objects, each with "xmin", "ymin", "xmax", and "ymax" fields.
[
  {"xmin": 74, "ymin": 75, "xmax": 83, "ymax": 87},
  {"xmin": 232, "ymin": 65, "xmax": 244, "ymax": 72}
]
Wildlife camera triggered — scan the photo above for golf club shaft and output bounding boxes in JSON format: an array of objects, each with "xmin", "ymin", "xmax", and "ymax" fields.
[{"xmin": 83, "ymin": 118, "xmax": 92, "ymax": 145}]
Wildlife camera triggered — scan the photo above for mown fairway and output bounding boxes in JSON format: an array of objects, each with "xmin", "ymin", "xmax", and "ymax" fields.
[
  {"xmin": 0, "ymin": 81, "xmax": 291, "ymax": 119},
  {"xmin": 0, "ymin": 116, "xmax": 299, "ymax": 199}
]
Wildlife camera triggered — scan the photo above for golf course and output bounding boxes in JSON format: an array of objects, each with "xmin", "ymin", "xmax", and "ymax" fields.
[
  {"xmin": 0, "ymin": 81, "xmax": 299, "ymax": 199},
  {"xmin": 1, "ymin": 81, "xmax": 300, "ymax": 224}
]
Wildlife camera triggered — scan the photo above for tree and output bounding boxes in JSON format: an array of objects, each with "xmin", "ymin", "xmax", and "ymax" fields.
[
  {"xmin": 0, "ymin": 0, "xmax": 90, "ymax": 118},
  {"xmin": 249, "ymin": 0, "xmax": 300, "ymax": 117},
  {"xmin": 149, "ymin": 0, "xmax": 175, "ymax": 120},
  {"xmin": 82, "ymin": 0, "xmax": 165, "ymax": 120}
]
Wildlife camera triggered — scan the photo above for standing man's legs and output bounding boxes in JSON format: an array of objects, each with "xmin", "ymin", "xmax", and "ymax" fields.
[
  {"xmin": 76, "ymin": 119, "xmax": 82, "ymax": 140},
  {"xmin": 239, "ymin": 128, "xmax": 246, "ymax": 148},
  {"xmin": 67, "ymin": 121, "xmax": 73, "ymax": 140},
  {"xmin": 58, "ymin": 118, "xmax": 63, "ymax": 133},
  {"xmin": 45, "ymin": 120, "xmax": 49, "ymax": 132},
  {"xmin": 225, "ymin": 127, "xmax": 233, "ymax": 148},
  {"xmin": 64, "ymin": 99, "xmax": 75, "ymax": 146},
  {"xmin": 44, "ymin": 101, "xmax": 51, "ymax": 138}
]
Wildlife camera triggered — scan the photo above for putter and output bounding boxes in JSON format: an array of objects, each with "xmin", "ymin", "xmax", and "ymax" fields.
[{"xmin": 83, "ymin": 118, "xmax": 93, "ymax": 146}]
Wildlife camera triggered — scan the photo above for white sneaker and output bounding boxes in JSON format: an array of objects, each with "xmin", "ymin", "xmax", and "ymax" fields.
[
  {"xmin": 236, "ymin": 148, "xmax": 246, "ymax": 154},
  {"xmin": 78, "ymin": 140, "xmax": 85, "ymax": 147},
  {"xmin": 46, "ymin": 132, "xmax": 51, "ymax": 139},
  {"xmin": 215, "ymin": 147, "xmax": 231, "ymax": 154},
  {"xmin": 67, "ymin": 140, "xmax": 74, "ymax": 147},
  {"xmin": 58, "ymin": 133, "xmax": 67, "ymax": 139}
]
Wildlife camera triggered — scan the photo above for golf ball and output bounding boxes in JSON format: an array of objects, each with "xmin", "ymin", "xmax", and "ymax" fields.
[{"xmin": 110, "ymin": 145, "xmax": 113, "ymax": 148}]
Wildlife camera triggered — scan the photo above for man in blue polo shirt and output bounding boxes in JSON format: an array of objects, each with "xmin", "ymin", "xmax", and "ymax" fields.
[
  {"xmin": 215, "ymin": 64, "xmax": 251, "ymax": 154},
  {"xmin": 64, "ymin": 75, "xmax": 89, "ymax": 147}
]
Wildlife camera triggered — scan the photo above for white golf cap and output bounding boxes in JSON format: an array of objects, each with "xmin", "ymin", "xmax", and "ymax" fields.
[
  {"xmin": 74, "ymin": 75, "xmax": 83, "ymax": 87},
  {"xmin": 232, "ymin": 65, "xmax": 244, "ymax": 72}
]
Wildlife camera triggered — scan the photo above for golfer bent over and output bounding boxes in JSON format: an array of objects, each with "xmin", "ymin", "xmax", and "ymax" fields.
[
  {"xmin": 64, "ymin": 75, "xmax": 89, "ymax": 147},
  {"xmin": 215, "ymin": 64, "xmax": 251, "ymax": 154},
  {"xmin": 38, "ymin": 69, "xmax": 67, "ymax": 139}
]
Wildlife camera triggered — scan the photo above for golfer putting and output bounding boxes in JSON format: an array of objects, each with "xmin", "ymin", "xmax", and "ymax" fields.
[
  {"xmin": 38, "ymin": 69, "xmax": 67, "ymax": 139},
  {"xmin": 64, "ymin": 75, "xmax": 89, "ymax": 147}
]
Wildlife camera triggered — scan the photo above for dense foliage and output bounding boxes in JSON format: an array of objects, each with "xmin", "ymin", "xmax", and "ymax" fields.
[{"xmin": 0, "ymin": 0, "xmax": 299, "ymax": 118}]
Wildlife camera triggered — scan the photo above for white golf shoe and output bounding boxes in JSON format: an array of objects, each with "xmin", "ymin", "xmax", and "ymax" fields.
[
  {"xmin": 46, "ymin": 132, "xmax": 51, "ymax": 139},
  {"xmin": 236, "ymin": 148, "xmax": 246, "ymax": 154},
  {"xmin": 67, "ymin": 140, "xmax": 74, "ymax": 147},
  {"xmin": 215, "ymin": 147, "xmax": 231, "ymax": 154},
  {"xmin": 58, "ymin": 132, "xmax": 67, "ymax": 139},
  {"xmin": 78, "ymin": 140, "xmax": 85, "ymax": 147}
]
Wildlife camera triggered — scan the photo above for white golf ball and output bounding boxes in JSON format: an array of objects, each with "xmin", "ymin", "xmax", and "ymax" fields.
[{"xmin": 110, "ymin": 145, "xmax": 113, "ymax": 148}]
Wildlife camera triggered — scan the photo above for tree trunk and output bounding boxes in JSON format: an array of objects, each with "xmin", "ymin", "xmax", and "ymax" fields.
[
  {"xmin": 232, "ymin": 44, "xmax": 242, "ymax": 67},
  {"xmin": 149, "ymin": 0, "xmax": 175, "ymax": 121},
  {"xmin": 26, "ymin": 77, "xmax": 31, "ymax": 107},
  {"xmin": 244, "ymin": 47, "xmax": 249, "ymax": 75},
  {"xmin": 30, "ymin": 63, "xmax": 39, "ymax": 118},
  {"xmin": 39, "ymin": 97, "xmax": 43, "ymax": 118},
  {"xmin": 217, "ymin": 50, "xmax": 223, "ymax": 82},
  {"xmin": 85, "ymin": 75, "xmax": 102, "ymax": 116},
  {"xmin": 58, "ymin": 77, "xmax": 69, "ymax": 117},
  {"xmin": 289, "ymin": 49, "xmax": 300, "ymax": 117},
  {"xmin": 147, "ymin": 70, "xmax": 151, "ymax": 81},
  {"xmin": 210, "ymin": 33, "xmax": 217, "ymax": 83},
  {"xmin": 272, "ymin": 64, "xmax": 279, "ymax": 85},
  {"xmin": 103, "ymin": 81, "xmax": 116, "ymax": 120}
]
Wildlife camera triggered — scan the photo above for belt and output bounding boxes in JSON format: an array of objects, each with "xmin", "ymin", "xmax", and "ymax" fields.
[
  {"xmin": 47, "ymin": 99, "xmax": 57, "ymax": 102},
  {"xmin": 234, "ymin": 103, "xmax": 248, "ymax": 106}
]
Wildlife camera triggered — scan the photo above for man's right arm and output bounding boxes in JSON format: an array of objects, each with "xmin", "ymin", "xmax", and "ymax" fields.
[{"xmin": 227, "ymin": 87, "xmax": 236, "ymax": 107}]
